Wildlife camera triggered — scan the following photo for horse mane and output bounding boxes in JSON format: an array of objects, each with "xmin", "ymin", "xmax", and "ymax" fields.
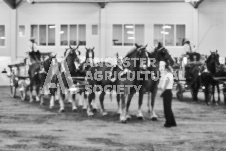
[
  {"xmin": 64, "ymin": 48, "xmax": 72, "ymax": 57},
  {"xmin": 125, "ymin": 47, "xmax": 137, "ymax": 58},
  {"xmin": 206, "ymin": 53, "xmax": 213, "ymax": 64}
]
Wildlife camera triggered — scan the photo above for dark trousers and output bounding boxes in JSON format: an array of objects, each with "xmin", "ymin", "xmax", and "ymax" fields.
[{"xmin": 162, "ymin": 89, "xmax": 177, "ymax": 126}]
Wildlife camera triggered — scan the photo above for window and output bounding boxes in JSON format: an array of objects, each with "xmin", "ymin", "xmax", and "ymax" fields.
[
  {"xmin": 19, "ymin": 25, "xmax": 25, "ymax": 37},
  {"xmin": 135, "ymin": 24, "xmax": 145, "ymax": 45},
  {"xmin": 113, "ymin": 24, "xmax": 122, "ymax": 46},
  {"xmin": 31, "ymin": 24, "xmax": 56, "ymax": 46},
  {"xmin": 124, "ymin": 24, "xmax": 133, "ymax": 46},
  {"xmin": 39, "ymin": 25, "xmax": 47, "ymax": 46},
  {"xmin": 48, "ymin": 25, "xmax": 55, "ymax": 46},
  {"xmin": 60, "ymin": 24, "xmax": 86, "ymax": 46},
  {"xmin": 60, "ymin": 25, "xmax": 68, "ymax": 46},
  {"xmin": 154, "ymin": 24, "xmax": 163, "ymax": 45},
  {"xmin": 113, "ymin": 24, "xmax": 144, "ymax": 46},
  {"xmin": 92, "ymin": 25, "xmax": 98, "ymax": 35},
  {"xmin": 0, "ymin": 25, "xmax": 5, "ymax": 46},
  {"xmin": 165, "ymin": 24, "xmax": 174, "ymax": 46},
  {"xmin": 31, "ymin": 25, "xmax": 38, "ymax": 43},
  {"xmin": 70, "ymin": 25, "xmax": 77, "ymax": 45},
  {"xmin": 78, "ymin": 25, "xmax": 86, "ymax": 46},
  {"xmin": 176, "ymin": 25, "xmax": 186, "ymax": 46},
  {"xmin": 154, "ymin": 24, "xmax": 185, "ymax": 46}
]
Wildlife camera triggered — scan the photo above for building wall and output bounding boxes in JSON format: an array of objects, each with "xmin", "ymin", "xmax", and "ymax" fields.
[
  {"xmin": 17, "ymin": 2, "xmax": 100, "ymax": 58},
  {"xmin": 0, "ymin": 1, "xmax": 12, "ymax": 57},
  {"xmin": 1, "ymin": 1, "xmax": 226, "ymax": 60},
  {"xmin": 104, "ymin": 3, "xmax": 194, "ymax": 58},
  {"xmin": 198, "ymin": 0, "xmax": 226, "ymax": 55}
]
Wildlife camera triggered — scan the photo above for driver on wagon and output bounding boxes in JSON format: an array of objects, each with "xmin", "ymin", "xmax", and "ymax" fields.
[
  {"xmin": 28, "ymin": 37, "xmax": 41, "ymax": 64},
  {"xmin": 182, "ymin": 39, "xmax": 201, "ymax": 85}
]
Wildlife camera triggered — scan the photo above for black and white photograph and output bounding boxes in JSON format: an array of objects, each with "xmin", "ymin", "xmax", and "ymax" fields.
[{"xmin": 0, "ymin": 0, "xmax": 226, "ymax": 150}]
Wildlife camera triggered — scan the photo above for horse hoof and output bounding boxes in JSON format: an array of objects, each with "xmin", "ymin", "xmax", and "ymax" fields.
[
  {"xmin": 120, "ymin": 117, "xmax": 127, "ymax": 123},
  {"xmin": 126, "ymin": 115, "xmax": 131, "ymax": 121},
  {"xmin": 137, "ymin": 116, "xmax": 144, "ymax": 120},
  {"xmin": 49, "ymin": 106, "xmax": 54, "ymax": 109},
  {"xmin": 72, "ymin": 109, "xmax": 78, "ymax": 113},
  {"xmin": 82, "ymin": 108, "xmax": 87, "ymax": 112},
  {"xmin": 59, "ymin": 109, "xmax": 65, "ymax": 113},
  {"xmin": 102, "ymin": 112, "xmax": 108, "ymax": 116},
  {"xmin": 121, "ymin": 120, "xmax": 127, "ymax": 124},
  {"xmin": 93, "ymin": 108, "xmax": 98, "ymax": 113},
  {"xmin": 151, "ymin": 117, "xmax": 158, "ymax": 121},
  {"xmin": 29, "ymin": 100, "xmax": 34, "ymax": 103},
  {"xmin": 88, "ymin": 113, "xmax": 94, "ymax": 117},
  {"xmin": 40, "ymin": 103, "xmax": 45, "ymax": 106}
]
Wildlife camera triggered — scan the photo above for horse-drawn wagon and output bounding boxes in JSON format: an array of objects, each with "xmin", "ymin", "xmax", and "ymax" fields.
[
  {"xmin": 174, "ymin": 53, "xmax": 206, "ymax": 101},
  {"xmin": 7, "ymin": 52, "xmax": 52, "ymax": 100}
]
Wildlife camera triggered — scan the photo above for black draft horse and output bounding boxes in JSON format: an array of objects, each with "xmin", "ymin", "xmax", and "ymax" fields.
[
  {"xmin": 28, "ymin": 50, "xmax": 42, "ymax": 103},
  {"xmin": 57, "ymin": 45, "xmax": 81, "ymax": 112},
  {"xmin": 77, "ymin": 47, "xmax": 97, "ymax": 110},
  {"xmin": 184, "ymin": 52, "xmax": 205, "ymax": 102},
  {"xmin": 205, "ymin": 50, "xmax": 221, "ymax": 105}
]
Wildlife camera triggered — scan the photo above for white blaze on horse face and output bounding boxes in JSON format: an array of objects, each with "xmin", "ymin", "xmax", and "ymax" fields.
[{"xmin": 88, "ymin": 52, "xmax": 93, "ymax": 58}]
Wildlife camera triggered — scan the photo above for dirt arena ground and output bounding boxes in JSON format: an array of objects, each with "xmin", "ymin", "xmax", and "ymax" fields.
[{"xmin": 0, "ymin": 86, "xmax": 226, "ymax": 151}]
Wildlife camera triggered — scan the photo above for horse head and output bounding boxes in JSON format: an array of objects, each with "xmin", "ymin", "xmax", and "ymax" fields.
[
  {"xmin": 157, "ymin": 47, "xmax": 174, "ymax": 67},
  {"xmin": 85, "ymin": 47, "xmax": 95, "ymax": 60},
  {"xmin": 63, "ymin": 45, "xmax": 80, "ymax": 74},
  {"xmin": 42, "ymin": 54, "xmax": 57, "ymax": 72},
  {"xmin": 207, "ymin": 50, "xmax": 220, "ymax": 74},
  {"xmin": 137, "ymin": 44, "xmax": 149, "ymax": 70},
  {"xmin": 124, "ymin": 44, "xmax": 148, "ymax": 71}
]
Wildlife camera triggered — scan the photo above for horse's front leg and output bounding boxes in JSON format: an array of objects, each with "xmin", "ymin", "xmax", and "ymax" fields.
[
  {"xmin": 81, "ymin": 91, "xmax": 88, "ymax": 111},
  {"xmin": 87, "ymin": 91, "xmax": 95, "ymax": 116},
  {"xmin": 137, "ymin": 91, "xmax": 144, "ymax": 120},
  {"xmin": 212, "ymin": 84, "xmax": 216, "ymax": 105},
  {"xmin": 35, "ymin": 85, "xmax": 40, "ymax": 102},
  {"xmin": 125, "ymin": 91, "xmax": 135, "ymax": 120},
  {"xmin": 99, "ymin": 91, "xmax": 107, "ymax": 116},
  {"xmin": 116, "ymin": 94, "xmax": 121, "ymax": 115},
  {"xmin": 49, "ymin": 87, "xmax": 57, "ymax": 109},
  {"xmin": 120, "ymin": 93, "xmax": 127, "ymax": 123},
  {"xmin": 69, "ymin": 91, "xmax": 77, "ymax": 112},
  {"xmin": 147, "ymin": 92, "xmax": 151, "ymax": 113},
  {"xmin": 217, "ymin": 83, "xmax": 221, "ymax": 104},
  {"xmin": 29, "ymin": 82, "xmax": 34, "ymax": 103},
  {"xmin": 58, "ymin": 88, "xmax": 65, "ymax": 112},
  {"xmin": 39, "ymin": 87, "xmax": 45, "ymax": 106},
  {"xmin": 150, "ymin": 89, "xmax": 158, "ymax": 121}
]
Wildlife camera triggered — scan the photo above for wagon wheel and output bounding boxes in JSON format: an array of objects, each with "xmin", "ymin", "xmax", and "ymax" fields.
[{"xmin": 176, "ymin": 83, "xmax": 183, "ymax": 101}]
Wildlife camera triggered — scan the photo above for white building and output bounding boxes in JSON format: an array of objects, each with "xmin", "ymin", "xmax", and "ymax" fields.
[{"xmin": 0, "ymin": 0, "xmax": 225, "ymax": 84}]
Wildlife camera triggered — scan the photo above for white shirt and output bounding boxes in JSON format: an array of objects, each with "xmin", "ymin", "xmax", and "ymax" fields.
[
  {"xmin": 161, "ymin": 72, "xmax": 174, "ymax": 90},
  {"xmin": 28, "ymin": 42, "xmax": 38, "ymax": 52}
]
